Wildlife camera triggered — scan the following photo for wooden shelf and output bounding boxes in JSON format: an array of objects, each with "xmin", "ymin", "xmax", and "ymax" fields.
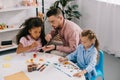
[
  {"xmin": 0, "ymin": 6, "xmax": 37, "ymax": 12},
  {"xmin": 0, "ymin": 43, "xmax": 17, "ymax": 52},
  {"xmin": 0, "ymin": 28, "xmax": 22, "ymax": 33}
]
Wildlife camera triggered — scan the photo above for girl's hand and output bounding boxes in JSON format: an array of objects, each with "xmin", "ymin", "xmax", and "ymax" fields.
[
  {"xmin": 30, "ymin": 41, "xmax": 39, "ymax": 48},
  {"xmin": 42, "ymin": 45, "xmax": 55, "ymax": 52},
  {"xmin": 58, "ymin": 57, "xmax": 68, "ymax": 63},
  {"xmin": 73, "ymin": 70, "xmax": 87, "ymax": 77}
]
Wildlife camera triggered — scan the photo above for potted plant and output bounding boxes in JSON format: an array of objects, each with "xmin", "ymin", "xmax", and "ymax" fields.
[{"xmin": 49, "ymin": 0, "xmax": 81, "ymax": 20}]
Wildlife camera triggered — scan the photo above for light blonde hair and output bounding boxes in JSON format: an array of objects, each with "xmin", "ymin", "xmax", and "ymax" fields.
[{"xmin": 81, "ymin": 29, "xmax": 99, "ymax": 51}]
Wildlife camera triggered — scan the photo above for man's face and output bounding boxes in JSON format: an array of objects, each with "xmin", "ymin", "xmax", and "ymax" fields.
[{"xmin": 48, "ymin": 15, "xmax": 61, "ymax": 30}]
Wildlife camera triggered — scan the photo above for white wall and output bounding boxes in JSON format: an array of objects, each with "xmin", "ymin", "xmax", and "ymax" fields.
[
  {"xmin": 74, "ymin": 0, "xmax": 83, "ymax": 28},
  {"xmin": 37, "ymin": 0, "xmax": 57, "ymax": 34},
  {"xmin": 78, "ymin": 0, "xmax": 120, "ymax": 57},
  {"xmin": 44, "ymin": 0, "xmax": 57, "ymax": 34}
]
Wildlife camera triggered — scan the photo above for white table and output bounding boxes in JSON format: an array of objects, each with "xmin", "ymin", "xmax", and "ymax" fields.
[{"xmin": 0, "ymin": 52, "xmax": 86, "ymax": 80}]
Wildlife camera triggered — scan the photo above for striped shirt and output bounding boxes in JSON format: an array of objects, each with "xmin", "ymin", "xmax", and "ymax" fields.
[{"xmin": 67, "ymin": 44, "xmax": 98, "ymax": 80}]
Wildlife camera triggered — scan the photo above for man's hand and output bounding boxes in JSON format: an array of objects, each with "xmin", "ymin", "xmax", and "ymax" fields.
[
  {"xmin": 42, "ymin": 45, "xmax": 55, "ymax": 52},
  {"xmin": 45, "ymin": 34, "xmax": 52, "ymax": 42}
]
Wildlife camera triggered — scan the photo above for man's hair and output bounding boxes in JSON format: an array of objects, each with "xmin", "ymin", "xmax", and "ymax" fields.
[{"xmin": 46, "ymin": 8, "xmax": 63, "ymax": 17}]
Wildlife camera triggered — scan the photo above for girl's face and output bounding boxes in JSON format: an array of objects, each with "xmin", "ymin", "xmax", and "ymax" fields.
[
  {"xmin": 29, "ymin": 27, "xmax": 41, "ymax": 40},
  {"xmin": 81, "ymin": 36, "xmax": 94, "ymax": 50}
]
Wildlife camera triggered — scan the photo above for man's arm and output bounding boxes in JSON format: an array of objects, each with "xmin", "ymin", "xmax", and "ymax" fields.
[
  {"xmin": 56, "ymin": 30, "xmax": 80, "ymax": 53},
  {"xmin": 45, "ymin": 29, "xmax": 58, "ymax": 42},
  {"xmin": 49, "ymin": 29, "xmax": 58, "ymax": 38}
]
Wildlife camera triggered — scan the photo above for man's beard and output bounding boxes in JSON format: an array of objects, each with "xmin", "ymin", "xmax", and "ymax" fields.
[{"xmin": 54, "ymin": 26, "xmax": 61, "ymax": 31}]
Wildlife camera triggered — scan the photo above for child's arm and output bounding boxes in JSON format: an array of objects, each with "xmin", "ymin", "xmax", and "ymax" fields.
[
  {"xmin": 73, "ymin": 70, "xmax": 87, "ymax": 77},
  {"xmin": 73, "ymin": 50, "xmax": 98, "ymax": 77},
  {"xmin": 85, "ymin": 52, "xmax": 98, "ymax": 73},
  {"xmin": 58, "ymin": 57, "xmax": 68, "ymax": 63},
  {"xmin": 66, "ymin": 45, "xmax": 80, "ymax": 63},
  {"xmin": 16, "ymin": 42, "xmax": 39, "ymax": 54}
]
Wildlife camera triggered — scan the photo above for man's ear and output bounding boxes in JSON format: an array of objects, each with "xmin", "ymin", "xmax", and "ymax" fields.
[{"xmin": 58, "ymin": 15, "xmax": 63, "ymax": 20}]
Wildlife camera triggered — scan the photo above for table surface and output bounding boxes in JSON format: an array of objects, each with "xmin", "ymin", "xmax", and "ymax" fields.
[{"xmin": 0, "ymin": 52, "xmax": 86, "ymax": 80}]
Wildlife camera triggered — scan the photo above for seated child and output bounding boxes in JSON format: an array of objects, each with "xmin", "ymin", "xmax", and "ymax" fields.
[
  {"xmin": 16, "ymin": 17, "xmax": 46, "ymax": 54},
  {"xmin": 59, "ymin": 29, "xmax": 99, "ymax": 80}
]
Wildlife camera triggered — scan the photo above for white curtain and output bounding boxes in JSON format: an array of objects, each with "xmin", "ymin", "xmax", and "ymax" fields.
[{"xmin": 78, "ymin": 0, "xmax": 120, "ymax": 57}]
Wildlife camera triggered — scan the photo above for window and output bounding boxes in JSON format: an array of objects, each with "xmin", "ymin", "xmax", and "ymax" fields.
[{"xmin": 97, "ymin": 0, "xmax": 120, "ymax": 5}]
